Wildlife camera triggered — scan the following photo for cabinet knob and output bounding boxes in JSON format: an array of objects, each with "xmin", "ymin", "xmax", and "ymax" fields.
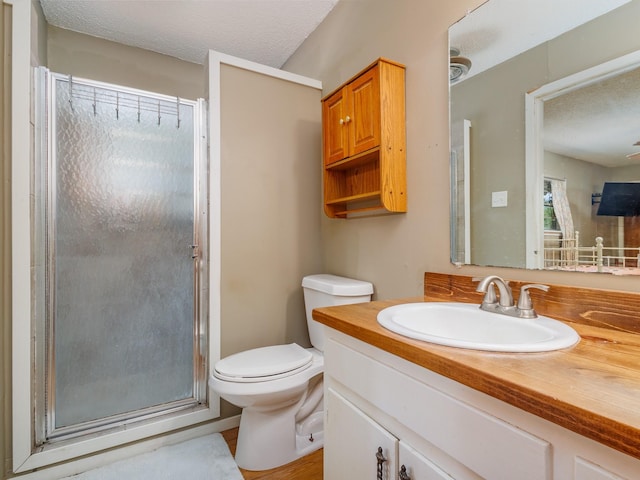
[
  {"xmin": 339, "ymin": 118, "xmax": 345, "ymax": 125},
  {"xmin": 399, "ymin": 465, "xmax": 411, "ymax": 480},
  {"xmin": 345, "ymin": 115, "xmax": 351, "ymax": 123}
]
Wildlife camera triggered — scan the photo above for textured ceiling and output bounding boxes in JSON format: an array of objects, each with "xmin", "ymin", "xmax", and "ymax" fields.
[
  {"xmin": 39, "ymin": 0, "xmax": 339, "ymax": 67},
  {"xmin": 40, "ymin": 0, "xmax": 639, "ymax": 168},
  {"xmin": 544, "ymin": 67, "xmax": 640, "ymax": 168},
  {"xmin": 449, "ymin": 0, "xmax": 628, "ymax": 81}
]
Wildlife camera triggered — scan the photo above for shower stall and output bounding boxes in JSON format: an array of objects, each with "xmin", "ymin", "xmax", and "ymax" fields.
[{"xmin": 34, "ymin": 68, "xmax": 209, "ymax": 444}]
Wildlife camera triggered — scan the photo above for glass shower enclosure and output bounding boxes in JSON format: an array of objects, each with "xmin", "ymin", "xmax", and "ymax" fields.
[{"xmin": 35, "ymin": 69, "xmax": 208, "ymax": 442}]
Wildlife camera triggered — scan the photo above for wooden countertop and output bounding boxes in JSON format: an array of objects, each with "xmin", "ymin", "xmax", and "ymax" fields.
[{"xmin": 312, "ymin": 273, "xmax": 640, "ymax": 461}]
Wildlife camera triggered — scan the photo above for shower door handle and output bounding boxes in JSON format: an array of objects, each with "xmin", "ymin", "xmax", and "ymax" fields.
[{"xmin": 191, "ymin": 244, "xmax": 199, "ymax": 259}]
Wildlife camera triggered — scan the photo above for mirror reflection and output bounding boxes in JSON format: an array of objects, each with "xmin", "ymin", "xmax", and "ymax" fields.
[{"xmin": 449, "ymin": 0, "xmax": 640, "ymax": 275}]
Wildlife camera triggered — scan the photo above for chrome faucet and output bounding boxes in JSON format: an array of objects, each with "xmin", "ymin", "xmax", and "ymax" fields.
[
  {"xmin": 475, "ymin": 275, "xmax": 515, "ymax": 313},
  {"xmin": 474, "ymin": 275, "xmax": 549, "ymax": 319}
]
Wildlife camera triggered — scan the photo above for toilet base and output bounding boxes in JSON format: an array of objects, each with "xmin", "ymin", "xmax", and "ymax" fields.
[
  {"xmin": 235, "ymin": 404, "xmax": 324, "ymax": 471},
  {"xmin": 295, "ymin": 411, "xmax": 324, "ymax": 456}
]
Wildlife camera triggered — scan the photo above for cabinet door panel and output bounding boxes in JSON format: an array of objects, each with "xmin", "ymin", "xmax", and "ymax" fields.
[
  {"xmin": 349, "ymin": 65, "xmax": 381, "ymax": 156},
  {"xmin": 399, "ymin": 441, "xmax": 455, "ymax": 480},
  {"xmin": 325, "ymin": 388, "xmax": 398, "ymax": 480},
  {"xmin": 575, "ymin": 457, "xmax": 628, "ymax": 480},
  {"xmin": 323, "ymin": 89, "xmax": 349, "ymax": 165}
]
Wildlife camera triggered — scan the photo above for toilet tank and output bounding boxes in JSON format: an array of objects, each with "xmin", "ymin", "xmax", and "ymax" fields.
[{"xmin": 302, "ymin": 274, "xmax": 373, "ymax": 352}]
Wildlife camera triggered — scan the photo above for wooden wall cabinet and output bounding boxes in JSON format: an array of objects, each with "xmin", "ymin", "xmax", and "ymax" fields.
[{"xmin": 321, "ymin": 58, "xmax": 406, "ymax": 218}]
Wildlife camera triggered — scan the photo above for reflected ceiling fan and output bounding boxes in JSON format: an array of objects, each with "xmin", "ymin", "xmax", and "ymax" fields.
[
  {"xmin": 450, "ymin": 48, "xmax": 472, "ymax": 84},
  {"xmin": 626, "ymin": 140, "xmax": 640, "ymax": 160}
]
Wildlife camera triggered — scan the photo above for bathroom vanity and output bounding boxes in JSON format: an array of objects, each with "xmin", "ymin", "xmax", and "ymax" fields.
[{"xmin": 313, "ymin": 273, "xmax": 640, "ymax": 479}]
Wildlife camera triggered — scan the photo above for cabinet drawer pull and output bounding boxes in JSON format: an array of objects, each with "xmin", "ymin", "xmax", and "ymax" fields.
[
  {"xmin": 376, "ymin": 447, "xmax": 386, "ymax": 480},
  {"xmin": 399, "ymin": 464, "xmax": 411, "ymax": 480}
]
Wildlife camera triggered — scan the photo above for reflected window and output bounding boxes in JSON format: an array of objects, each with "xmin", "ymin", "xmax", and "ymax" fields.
[{"xmin": 544, "ymin": 179, "xmax": 560, "ymax": 231}]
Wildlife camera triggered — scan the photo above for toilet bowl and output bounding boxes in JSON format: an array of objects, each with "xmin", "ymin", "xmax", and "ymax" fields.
[
  {"xmin": 210, "ymin": 344, "xmax": 325, "ymax": 470},
  {"xmin": 209, "ymin": 274, "xmax": 373, "ymax": 471}
]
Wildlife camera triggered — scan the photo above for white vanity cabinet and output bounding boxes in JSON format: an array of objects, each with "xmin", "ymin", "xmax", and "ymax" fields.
[
  {"xmin": 326, "ymin": 388, "xmax": 454, "ymax": 479},
  {"xmin": 323, "ymin": 328, "xmax": 639, "ymax": 480}
]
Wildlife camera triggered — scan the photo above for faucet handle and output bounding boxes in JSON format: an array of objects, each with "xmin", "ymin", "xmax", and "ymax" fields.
[{"xmin": 517, "ymin": 284, "xmax": 550, "ymax": 318}]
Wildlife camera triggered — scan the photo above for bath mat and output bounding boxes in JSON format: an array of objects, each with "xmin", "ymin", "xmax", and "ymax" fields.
[{"xmin": 61, "ymin": 433, "xmax": 243, "ymax": 479}]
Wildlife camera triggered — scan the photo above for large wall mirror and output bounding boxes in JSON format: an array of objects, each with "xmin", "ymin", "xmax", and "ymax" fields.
[{"xmin": 449, "ymin": 0, "xmax": 640, "ymax": 275}]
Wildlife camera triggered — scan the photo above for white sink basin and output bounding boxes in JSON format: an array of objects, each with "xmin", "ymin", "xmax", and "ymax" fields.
[{"xmin": 377, "ymin": 302, "xmax": 580, "ymax": 352}]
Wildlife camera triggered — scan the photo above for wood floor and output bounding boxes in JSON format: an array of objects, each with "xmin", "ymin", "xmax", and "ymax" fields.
[{"xmin": 221, "ymin": 427, "xmax": 323, "ymax": 480}]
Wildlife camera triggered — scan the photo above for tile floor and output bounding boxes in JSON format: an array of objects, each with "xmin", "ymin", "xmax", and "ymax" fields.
[{"xmin": 59, "ymin": 434, "xmax": 243, "ymax": 480}]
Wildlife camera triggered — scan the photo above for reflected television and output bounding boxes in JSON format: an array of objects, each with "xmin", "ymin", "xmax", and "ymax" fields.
[{"xmin": 597, "ymin": 182, "xmax": 640, "ymax": 216}]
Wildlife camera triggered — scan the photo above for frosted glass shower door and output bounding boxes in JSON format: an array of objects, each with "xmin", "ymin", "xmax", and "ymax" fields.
[{"xmin": 48, "ymin": 76, "xmax": 203, "ymax": 437}]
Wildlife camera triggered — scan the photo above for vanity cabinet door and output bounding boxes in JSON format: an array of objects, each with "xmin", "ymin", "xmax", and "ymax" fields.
[
  {"xmin": 399, "ymin": 441, "xmax": 456, "ymax": 480},
  {"xmin": 326, "ymin": 388, "xmax": 458, "ymax": 480},
  {"xmin": 574, "ymin": 458, "xmax": 628, "ymax": 480},
  {"xmin": 325, "ymin": 388, "xmax": 398, "ymax": 480}
]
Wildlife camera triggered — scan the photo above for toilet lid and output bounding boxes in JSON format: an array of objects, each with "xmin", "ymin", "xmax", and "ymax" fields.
[{"xmin": 214, "ymin": 343, "xmax": 313, "ymax": 382}]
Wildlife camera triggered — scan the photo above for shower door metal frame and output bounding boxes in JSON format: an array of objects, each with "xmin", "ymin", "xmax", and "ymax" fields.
[{"xmin": 35, "ymin": 69, "xmax": 210, "ymax": 444}]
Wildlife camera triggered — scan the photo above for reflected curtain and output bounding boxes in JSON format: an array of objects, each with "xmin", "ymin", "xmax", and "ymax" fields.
[{"xmin": 550, "ymin": 179, "xmax": 575, "ymax": 262}]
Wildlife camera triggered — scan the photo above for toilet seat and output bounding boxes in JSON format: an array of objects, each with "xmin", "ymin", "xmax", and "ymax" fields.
[{"xmin": 214, "ymin": 343, "xmax": 313, "ymax": 383}]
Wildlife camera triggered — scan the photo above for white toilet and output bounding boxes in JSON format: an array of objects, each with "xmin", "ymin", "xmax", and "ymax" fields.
[{"xmin": 209, "ymin": 274, "xmax": 373, "ymax": 471}]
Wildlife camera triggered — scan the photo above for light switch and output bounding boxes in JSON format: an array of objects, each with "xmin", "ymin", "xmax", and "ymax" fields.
[{"xmin": 492, "ymin": 191, "xmax": 508, "ymax": 207}]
